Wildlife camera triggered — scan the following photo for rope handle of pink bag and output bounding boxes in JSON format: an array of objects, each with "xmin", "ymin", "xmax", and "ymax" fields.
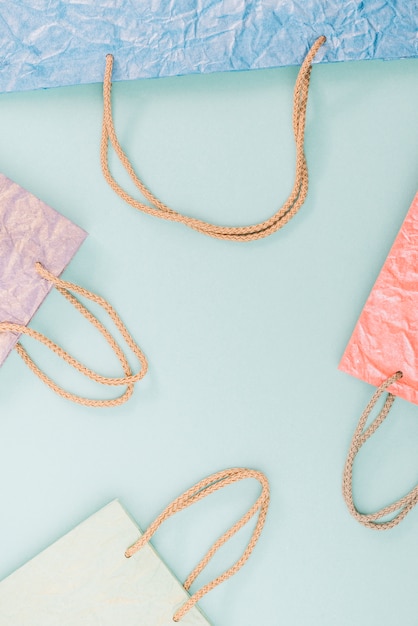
[
  {"xmin": 342, "ymin": 371, "xmax": 418, "ymax": 530},
  {"xmin": 125, "ymin": 468, "xmax": 270, "ymax": 621},
  {"xmin": 0, "ymin": 262, "xmax": 148, "ymax": 407},
  {"xmin": 101, "ymin": 37, "xmax": 326, "ymax": 241}
]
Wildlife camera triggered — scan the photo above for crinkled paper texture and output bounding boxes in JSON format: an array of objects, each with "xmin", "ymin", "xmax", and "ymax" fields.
[
  {"xmin": 0, "ymin": 1, "xmax": 417, "ymax": 93},
  {"xmin": 0, "ymin": 500, "xmax": 210, "ymax": 626},
  {"xmin": 0, "ymin": 174, "xmax": 87, "ymax": 365},
  {"xmin": 340, "ymin": 193, "xmax": 418, "ymax": 404}
]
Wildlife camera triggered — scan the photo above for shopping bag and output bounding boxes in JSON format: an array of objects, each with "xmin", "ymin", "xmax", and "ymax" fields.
[
  {"xmin": 0, "ymin": 174, "xmax": 147, "ymax": 407},
  {"xmin": 0, "ymin": 1, "xmax": 416, "ymax": 94},
  {"xmin": 339, "ymin": 192, "xmax": 418, "ymax": 529},
  {"xmin": 0, "ymin": 468, "xmax": 270, "ymax": 625}
]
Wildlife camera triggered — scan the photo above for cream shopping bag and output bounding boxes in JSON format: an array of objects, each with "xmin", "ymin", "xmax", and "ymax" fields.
[{"xmin": 0, "ymin": 468, "xmax": 269, "ymax": 624}]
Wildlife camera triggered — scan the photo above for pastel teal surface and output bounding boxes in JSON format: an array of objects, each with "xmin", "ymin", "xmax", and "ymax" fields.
[
  {"xmin": 0, "ymin": 1, "xmax": 417, "ymax": 92},
  {"xmin": 0, "ymin": 57, "xmax": 417, "ymax": 625}
]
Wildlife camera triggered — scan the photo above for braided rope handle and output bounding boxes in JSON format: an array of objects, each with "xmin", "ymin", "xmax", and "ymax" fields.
[
  {"xmin": 101, "ymin": 36, "xmax": 326, "ymax": 241},
  {"xmin": 342, "ymin": 372, "xmax": 418, "ymax": 530},
  {"xmin": 0, "ymin": 263, "xmax": 148, "ymax": 407},
  {"xmin": 125, "ymin": 468, "xmax": 270, "ymax": 621}
]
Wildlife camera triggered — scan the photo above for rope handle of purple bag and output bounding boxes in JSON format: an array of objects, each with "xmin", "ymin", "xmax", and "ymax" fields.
[
  {"xmin": 125, "ymin": 468, "xmax": 270, "ymax": 621},
  {"xmin": 0, "ymin": 262, "xmax": 147, "ymax": 407}
]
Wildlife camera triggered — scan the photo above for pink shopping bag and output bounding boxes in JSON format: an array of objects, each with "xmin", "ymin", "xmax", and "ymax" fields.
[
  {"xmin": 0, "ymin": 174, "xmax": 147, "ymax": 407},
  {"xmin": 339, "ymin": 192, "xmax": 418, "ymax": 529}
]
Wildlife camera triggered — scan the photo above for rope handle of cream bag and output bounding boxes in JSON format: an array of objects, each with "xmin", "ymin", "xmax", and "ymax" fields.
[
  {"xmin": 125, "ymin": 468, "xmax": 270, "ymax": 622},
  {"xmin": 343, "ymin": 371, "xmax": 418, "ymax": 530},
  {"xmin": 101, "ymin": 36, "xmax": 326, "ymax": 242},
  {"xmin": 0, "ymin": 262, "xmax": 148, "ymax": 407}
]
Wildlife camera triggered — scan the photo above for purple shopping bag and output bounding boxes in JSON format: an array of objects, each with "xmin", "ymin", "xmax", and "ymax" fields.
[
  {"xmin": 0, "ymin": 174, "xmax": 86, "ymax": 364},
  {"xmin": 0, "ymin": 174, "xmax": 147, "ymax": 406}
]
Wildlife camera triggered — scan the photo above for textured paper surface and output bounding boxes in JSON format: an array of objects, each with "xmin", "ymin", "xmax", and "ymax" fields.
[
  {"xmin": 0, "ymin": 1, "xmax": 417, "ymax": 93},
  {"xmin": 0, "ymin": 501, "xmax": 210, "ymax": 626},
  {"xmin": 340, "ymin": 192, "xmax": 418, "ymax": 404},
  {"xmin": 0, "ymin": 174, "xmax": 87, "ymax": 366}
]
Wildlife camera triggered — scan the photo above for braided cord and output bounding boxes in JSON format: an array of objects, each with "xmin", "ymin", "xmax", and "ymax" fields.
[
  {"xmin": 125, "ymin": 468, "xmax": 270, "ymax": 621},
  {"xmin": 342, "ymin": 372, "xmax": 418, "ymax": 530},
  {"xmin": 0, "ymin": 263, "xmax": 147, "ymax": 407},
  {"xmin": 101, "ymin": 37, "xmax": 326, "ymax": 241}
]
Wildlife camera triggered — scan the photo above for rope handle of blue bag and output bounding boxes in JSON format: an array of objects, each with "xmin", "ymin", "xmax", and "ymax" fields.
[
  {"xmin": 100, "ymin": 37, "xmax": 326, "ymax": 241},
  {"xmin": 125, "ymin": 468, "xmax": 270, "ymax": 621},
  {"xmin": 0, "ymin": 262, "xmax": 147, "ymax": 407},
  {"xmin": 342, "ymin": 371, "xmax": 418, "ymax": 529}
]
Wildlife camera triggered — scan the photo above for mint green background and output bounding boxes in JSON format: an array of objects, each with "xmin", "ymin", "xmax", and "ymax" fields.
[{"xmin": 0, "ymin": 59, "xmax": 417, "ymax": 625}]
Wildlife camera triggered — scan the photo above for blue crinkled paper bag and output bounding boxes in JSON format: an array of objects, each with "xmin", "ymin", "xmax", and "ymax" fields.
[{"xmin": 0, "ymin": 1, "xmax": 416, "ymax": 93}]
